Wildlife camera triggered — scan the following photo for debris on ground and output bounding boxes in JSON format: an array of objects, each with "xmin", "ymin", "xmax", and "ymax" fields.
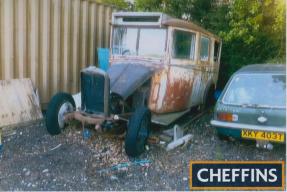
[
  {"xmin": 97, "ymin": 159, "xmax": 151, "ymax": 174},
  {"xmin": 0, "ymin": 113, "xmax": 285, "ymax": 191},
  {"xmin": 49, "ymin": 144, "xmax": 62, "ymax": 151},
  {"xmin": 166, "ymin": 134, "xmax": 193, "ymax": 151},
  {"xmin": 82, "ymin": 128, "xmax": 92, "ymax": 140}
]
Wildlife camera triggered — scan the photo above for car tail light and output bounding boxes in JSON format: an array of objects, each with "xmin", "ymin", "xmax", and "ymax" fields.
[{"xmin": 217, "ymin": 112, "xmax": 237, "ymax": 122}]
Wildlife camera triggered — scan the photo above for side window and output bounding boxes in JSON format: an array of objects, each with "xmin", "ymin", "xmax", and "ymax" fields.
[
  {"xmin": 172, "ymin": 30, "xmax": 196, "ymax": 60},
  {"xmin": 214, "ymin": 41, "xmax": 220, "ymax": 62},
  {"xmin": 200, "ymin": 36, "xmax": 209, "ymax": 61}
]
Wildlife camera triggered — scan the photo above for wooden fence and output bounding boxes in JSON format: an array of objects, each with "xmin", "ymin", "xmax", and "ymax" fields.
[{"xmin": 0, "ymin": 0, "xmax": 114, "ymax": 107}]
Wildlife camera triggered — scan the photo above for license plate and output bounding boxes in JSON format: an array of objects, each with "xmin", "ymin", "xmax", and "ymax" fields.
[{"xmin": 241, "ymin": 129, "xmax": 285, "ymax": 142}]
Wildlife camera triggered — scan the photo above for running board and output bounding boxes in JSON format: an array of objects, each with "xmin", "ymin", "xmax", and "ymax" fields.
[{"xmin": 151, "ymin": 109, "xmax": 190, "ymax": 126}]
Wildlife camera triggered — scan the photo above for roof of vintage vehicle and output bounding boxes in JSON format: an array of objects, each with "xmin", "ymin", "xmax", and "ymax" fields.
[
  {"xmin": 236, "ymin": 64, "xmax": 286, "ymax": 74},
  {"xmin": 112, "ymin": 12, "xmax": 220, "ymax": 40}
]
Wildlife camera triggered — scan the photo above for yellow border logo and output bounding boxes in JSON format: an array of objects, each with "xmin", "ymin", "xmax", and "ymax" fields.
[{"xmin": 189, "ymin": 161, "xmax": 285, "ymax": 191}]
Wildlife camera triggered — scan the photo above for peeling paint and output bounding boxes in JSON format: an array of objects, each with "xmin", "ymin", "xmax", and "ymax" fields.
[
  {"xmin": 149, "ymin": 66, "xmax": 195, "ymax": 113},
  {"xmin": 156, "ymin": 70, "xmax": 168, "ymax": 110}
]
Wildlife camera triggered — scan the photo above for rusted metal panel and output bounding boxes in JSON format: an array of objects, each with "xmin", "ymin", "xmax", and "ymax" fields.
[
  {"xmin": 0, "ymin": 79, "xmax": 43, "ymax": 128},
  {"xmin": 149, "ymin": 66, "xmax": 194, "ymax": 113},
  {"xmin": 0, "ymin": 0, "xmax": 115, "ymax": 107},
  {"xmin": 188, "ymin": 71, "xmax": 204, "ymax": 105}
]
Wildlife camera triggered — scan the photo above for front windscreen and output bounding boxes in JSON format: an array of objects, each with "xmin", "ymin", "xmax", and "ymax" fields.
[
  {"xmin": 112, "ymin": 27, "xmax": 166, "ymax": 58},
  {"xmin": 112, "ymin": 27, "xmax": 138, "ymax": 56},
  {"xmin": 222, "ymin": 74, "xmax": 286, "ymax": 108}
]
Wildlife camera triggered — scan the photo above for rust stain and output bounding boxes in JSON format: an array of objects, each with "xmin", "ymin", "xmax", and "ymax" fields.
[{"xmin": 149, "ymin": 66, "xmax": 194, "ymax": 113}]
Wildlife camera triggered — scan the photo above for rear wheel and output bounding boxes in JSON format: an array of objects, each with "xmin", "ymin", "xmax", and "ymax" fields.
[
  {"xmin": 46, "ymin": 92, "xmax": 75, "ymax": 135},
  {"xmin": 125, "ymin": 107, "xmax": 151, "ymax": 157},
  {"xmin": 201, "ymin": 85, "xmax": 216, "ymax": 111}
]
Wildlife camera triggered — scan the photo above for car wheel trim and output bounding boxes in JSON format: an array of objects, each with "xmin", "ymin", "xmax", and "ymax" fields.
[{"xmin": 57, "ymin": 102, "xmax": 73, "ymax": 129}]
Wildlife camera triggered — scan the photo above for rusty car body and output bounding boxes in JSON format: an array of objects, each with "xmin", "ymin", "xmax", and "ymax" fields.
[
  {"xmin": 110, "ymin": 12, "xmax": 222, "ymax": 123},
  {"xmin": 45, "ymin": 12, "xmax": 222, "ymax": 157}
]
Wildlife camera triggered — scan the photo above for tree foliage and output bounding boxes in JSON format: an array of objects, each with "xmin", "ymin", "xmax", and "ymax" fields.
[
  {"xmin": 96, "ymin": 0, "xmax": 130, "ymax": 10},
  {"xmin": 134, "ymin": 0, "xmax": 286, "ymax": 88},
  {"xmin": 135, "ymin": 0, "xmax": 213, "ymax": 25},
  {"xmin": 217, "ymin": 0, "xmax": 286, "ymax": 87}
]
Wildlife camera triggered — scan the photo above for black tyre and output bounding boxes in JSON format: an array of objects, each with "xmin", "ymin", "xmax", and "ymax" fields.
[
  {"xmin": 202, "ymin": 85, "xmax": 216, "ymax": 111},
  {"xmin": 125, "ymin": 107, "xmax": 151, "ymax": 157},
  {"xmin": 46, "ymin": 92, "xmax": 75, "ymax": 135}
]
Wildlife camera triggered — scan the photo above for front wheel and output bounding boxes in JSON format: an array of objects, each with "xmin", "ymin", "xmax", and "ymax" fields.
[
  {"xmin": 46, "ymin": 92, "xmax": 75, "ymax": 135},
  {"xmin": 125, "ymin": 107, "xmax": 151, "ymax": 157}
]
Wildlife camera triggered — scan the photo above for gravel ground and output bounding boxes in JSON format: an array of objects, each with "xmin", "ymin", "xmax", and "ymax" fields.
[{"xmin": 0, "ymin": 113, "xmax": 285, "ymax": 191}]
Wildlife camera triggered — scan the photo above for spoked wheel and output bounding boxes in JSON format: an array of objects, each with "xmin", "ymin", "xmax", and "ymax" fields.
[
  {"xmin": 125, "ymin": 107, "xmax": 151, "ymax": 157},
  {"xmin": 46, "ymin": 92, "xmax": 75, "ymax": 135}
]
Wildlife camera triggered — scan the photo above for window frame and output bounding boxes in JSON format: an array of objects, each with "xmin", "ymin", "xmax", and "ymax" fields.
[
  {"xmin": 138, "ymin": 27, "xmax": 167, "ymax": 57},
  {"xmin": 171, "ymin": 29, "xmax": 197, "ymax": 60},
  {"xmin": 111, "ymin": 26, "xmax": 168, "ymax": 58},
  {"xmin": 200, "ymin": 35, "xmax": 210, "ymax": 62},
  {"xmin": 213, "ymin": 40, "xmax": 221, "ymax": 63}
]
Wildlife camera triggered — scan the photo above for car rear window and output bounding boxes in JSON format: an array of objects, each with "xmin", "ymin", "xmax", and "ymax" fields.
[{"xmin": 222, "ymin": 74, "xmax": 286, "ymax": 108}]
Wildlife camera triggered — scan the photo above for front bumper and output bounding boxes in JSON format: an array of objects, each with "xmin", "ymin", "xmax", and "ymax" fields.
[
  {"xmin": 64, "ymin": 111, "xmax": 117, "ymax": 125},
  {"xmin": 210, "ymin": 120, "xmax": 286, "ymax": 133}
]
